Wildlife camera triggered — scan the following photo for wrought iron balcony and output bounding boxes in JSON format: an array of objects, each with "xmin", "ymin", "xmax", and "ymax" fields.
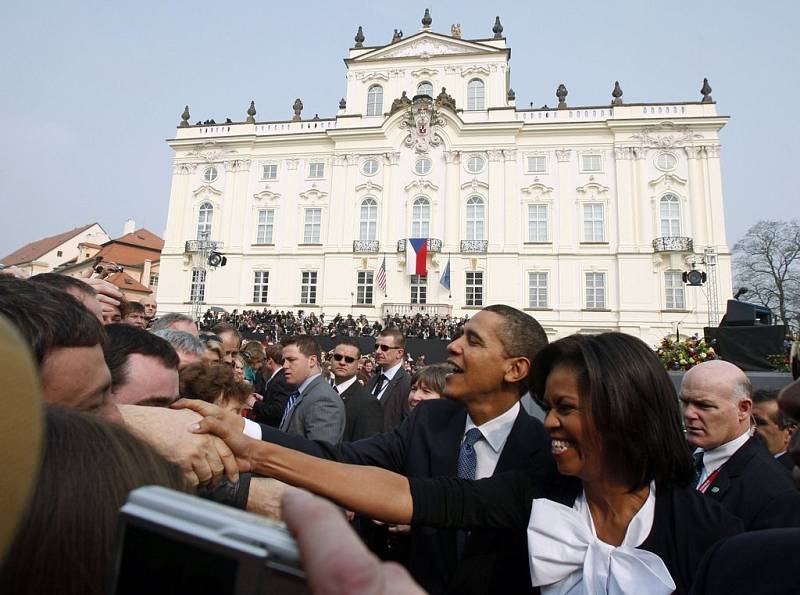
[
  {"xmin": 460, "ymin": 239, "xmax": 488, "ymax": 254},
  {"xmin": 396, "ymin": 238, "xmax": 443, "ymax": 253},
  {"xmin": 185, "ymin": 239, "xmax": 223, "ymax": 253},
  {"xmin": 652, "ymin": 237, "xmax": 693, "ymax": 253},
  {"xmin": 353, "ymin": 240, "xmax": 380, "ymax": 253}
]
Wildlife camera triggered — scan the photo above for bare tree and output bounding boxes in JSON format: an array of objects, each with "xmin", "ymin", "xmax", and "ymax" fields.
[{"xmin": 733, "ymin": 219, "xmax": 800, "ymax": 329}]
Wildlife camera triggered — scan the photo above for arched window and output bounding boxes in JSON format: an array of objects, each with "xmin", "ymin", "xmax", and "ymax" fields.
[
  {"xmin": 466, "ymin": 196, "xmax": 485, "ymax": 240},
  {"xmin": 197, "ymin": 202, "xmax": 213, "ymax": 240},
  {"xmin": 417, "ymin": 81, "xmax": 433, "ymax": 97},
  {"xmin": 467, "ymin": 79, "xmax": 485, "ymax": 111},
  {"xmin": 412, "ymin": 197, "xmax": 431, "ymax": 237},
  {"xmin": 660, "ymin": 193, "xmax": 681, "ymax": 237},
  {"xmin": 366, "ymin": 85, "xmax": 383, "ymax": 116},
  {"xmin": 359, "ymin": 198, "xmax": 378, "ymax": 241}
]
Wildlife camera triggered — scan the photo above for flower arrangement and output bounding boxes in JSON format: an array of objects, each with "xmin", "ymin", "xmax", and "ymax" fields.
[{"xmin": 656, "ymin": 334, "xmax": 717, "ymax": 371}]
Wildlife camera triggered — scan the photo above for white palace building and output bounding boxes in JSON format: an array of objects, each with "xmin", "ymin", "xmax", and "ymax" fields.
[{"xmin": 158, "ymin": 11, "xmax": 732, "ymax": 344}]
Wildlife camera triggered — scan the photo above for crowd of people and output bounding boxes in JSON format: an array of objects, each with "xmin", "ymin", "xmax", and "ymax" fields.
[
  {"xmin": 1, "ymin": 265, "xmax": 800, "ymax": 594},
  {"xmin": 202, "ymin": 307, "xmax": 470, "ymax": 341}
]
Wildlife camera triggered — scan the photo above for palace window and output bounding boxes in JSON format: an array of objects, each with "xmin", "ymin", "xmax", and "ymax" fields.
[
  {"xmin": 300, "ymin": 271, "xmax": 317, "ymax": 304},
  {"xmin": 417, "ymin": 81, "xmax": 433, "ymax": 97},
  {"xmin": 261, "ymin": 164, "xmax": 277, "ymax": 180},
  {"xmin": 527, "ymin": 155, "xmax": 547, "ymax": 173},
  {"xmin": 362, "ymin": 158, "xmax": 379, "ymax": 175},
  {"xmin": 527, "ymin": 204, "xmax": 548, "ymax": 242},
  {"xmin": 359, "ymin": 198, "xmax": 378, "ymax": 241},
  {"xmin": 253, "ymin": 271, "xmax": 269, "ymax": 304},
  {"xmin": 256, "ymin": 209, "xmax": 274, "ymax": 244},
  {"xmin": 665, "ymin": 271, "xmax": 686, "ymax": 310},
  {"xmin": 410, "ymin": 274, "xmax": 427, "ymax": 304},
  {"xmin": 660, "ymin": 194, "xmax": 681, "ymax": 237},
  {"xmin": 190, "ymin": 269, "xmax": 206, "ymax": 302},
  {"xmin": 414, "ymin": 157, "xmax": 432, "ymax": 175},
  {"xmin": 196, "ymin": 202, "xmax": 213, "ymax": 240},
  {"xmin": 411, "ymin": 197, "xmax": 431, "ymax": 237},
  {"xmin": 528, "ymin": 272, "xmax": 548, "ymax": 309},
  {"xmin": 583, "ymin": 202, "xmax": 605, "ymax": 242},
  {"xmin": 465, "ymin": 196, "xmax": 485, "ymax": 241},
  {"xmin": 303, "ymin": 208, "xmax": 321, "ymax": 244},
  {"xmin": 308, "ymin": 162, "xmax": 325, "ymax": 178},
  {"xmin": 366, "ymin": 85, "xmax": 383, "ymax": 116},
  {"xmin": 466, "ymin": 271, "xmax": 484, "ymax": 306},
  {"xmin": 202, "ymin": 166, "xmax": 218, "ymax": 183},
  {"xmin": 467, "ymin": 79, "xmax": 485, "ymax": 111},
  {"xmin": 581, "ymin": 154, "xmax": 602, "ymax": 172},
  {"xmin": 585, "ymin": 272, "xmax": 606, "ymax": 310},
  {"xmin": 465, "ymin": 154, "xmax": 485, "ymax": 174},
  {"xmin": 357, "ymin": 271, "xmax": 374, "ymax": 305}
]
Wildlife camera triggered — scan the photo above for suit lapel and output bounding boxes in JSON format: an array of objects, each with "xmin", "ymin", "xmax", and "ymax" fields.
[
  {"xmin": 495, "ymin": 409, "xmax": 534, "ymax": 473},
  {"xmin": 430, "ymin": 406, "xmax": 467, "ymax": 478},
  {"xmin": 283, "ymin": 375, "xmax": 320, "ymax": 429},
  {"xmin": 706, "ymin": 438, "xmax": 758, "ymax": 499}
]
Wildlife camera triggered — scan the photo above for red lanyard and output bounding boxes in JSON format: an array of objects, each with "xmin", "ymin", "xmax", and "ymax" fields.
[{"xmin": 697, "ymin": 468, "xmax": 721, "ymax": 493}]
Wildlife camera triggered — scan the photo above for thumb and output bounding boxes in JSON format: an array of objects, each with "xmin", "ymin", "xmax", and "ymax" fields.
[{"xmin": 80, "ymin": 268, "xmax": 93, "ymax": 279}]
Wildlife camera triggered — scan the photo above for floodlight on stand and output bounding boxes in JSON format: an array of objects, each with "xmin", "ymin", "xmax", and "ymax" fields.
[
  {"xmin": 682, "ymin": 268, "xmax": 706, "ymax": 286},
  {"xmin": 207, "ymin": 251, "xmax": 227, "ymax": 268}
]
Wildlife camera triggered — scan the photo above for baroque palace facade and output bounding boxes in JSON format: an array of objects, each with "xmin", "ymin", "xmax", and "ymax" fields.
[{"xmin": 158, "ymin": 13, "xmax": 731, "ymax": 344}]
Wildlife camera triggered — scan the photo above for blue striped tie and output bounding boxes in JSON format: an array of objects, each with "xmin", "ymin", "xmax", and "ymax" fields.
[
  {"xmin": 456, "ymin": 428, "xmax": 483, "ymax": 558},
  {"xmin": 280, "ymin": 390, "xmax": 301, "ymax": 428}
]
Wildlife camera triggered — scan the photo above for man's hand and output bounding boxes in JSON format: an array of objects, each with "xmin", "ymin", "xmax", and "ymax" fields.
[
  {"xmin": 282, "ymin": 490, "xmax": 425, "ymax": 595},
  {"xmin": 79, "ymin": 271, "xmax": 124, "ymax": 319},
  {"xmin": 175, "ymin": 399, "xmax": 256, "ymax": 473},
  {"xmin": 119, "ymin": 405, "xmax": 239, "ymax": 487}
]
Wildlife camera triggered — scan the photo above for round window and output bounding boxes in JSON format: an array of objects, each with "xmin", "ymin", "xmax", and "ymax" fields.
[
  {"xmin": 362, "ymin": 158, "xmax": 379, "ymax": 176},
  {"xmin": 465, "ymin": 155, "xmax": 485, "ymax": 174},
  {"xmin": 655, "ymin": 152, "xmax": 677, "ymax": 171},
  {"xmin": 414, "ymin": 158, "xmax": 432, "ymax": 175},
  {"xmin": 203, "ymin": 166, "xmax": 218, "ymax": 183}
]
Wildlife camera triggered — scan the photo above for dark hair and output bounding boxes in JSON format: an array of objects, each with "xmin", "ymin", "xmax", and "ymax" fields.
[
  {"xmin": 120, "ymin": 301, "xmax": 145, "ymax": 317},
  {"xmin": 334, "ymin": 337, "xmax": 362, "ymax": 358},
  {"xmin": 179, "ymin": 361, "xmax": 250, "ymax": 406},
  {"xmin": 0, "ymin": 406, "xmax": 186, "ymax": 595},
  {"xmin": 265, "ymin": 343, "xmax": 284, "ymax": 365},
  {"xmin": 241, "ymin": 341, "xmax": 265, "ymax": 364},
  {"xmin": 103, "ymin": 324, "xmax": 179, "ymax": 390},
  {"xmin": 531, "ymin": 332, "xmax": 694, "ymax": 490},
  {"xmin": 379, "ymin": 327, "xmax": 406, "ymax": 349},
  {"xmin": 411, "ymin": 364, "xmax": 448, "ymax": 396},
  {"xmin": 753, "ymin": 388, "xmax": 793, "ymax": 430},
  {"xmin": 483, "ymin": 304, "xmax": 549, "ymax": 396},
  {"xmin": 29, "ymin": 273, "xmax": 97, "ymax": 297},
  {"xmin": 0, "ymin": 278, "xmax": 105, "ymax": 366},
  {"xmin": 211, "ymin": 322, "xmax": 241, "ymax": 343},
  {"xmin": 282, "ymin": 335, "xmax": 321, "ymax": 362}
]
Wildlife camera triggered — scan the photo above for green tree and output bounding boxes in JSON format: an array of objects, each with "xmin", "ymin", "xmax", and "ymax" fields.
[{"xmin": 733, "ymin": 219, "xmax": 800, "ymax": 329}]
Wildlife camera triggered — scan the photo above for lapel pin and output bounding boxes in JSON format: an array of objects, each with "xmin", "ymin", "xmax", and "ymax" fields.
[{"xmin": 710, "ymin": 487, "xmax": 720, "ymax": 494}]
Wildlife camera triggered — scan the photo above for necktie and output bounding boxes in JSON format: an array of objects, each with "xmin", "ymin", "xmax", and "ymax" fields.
[
  {"xmin": 372, "ymin": 374, "xmax": 387, "ymax": 397},
  {"xmin": 280, "ymin": 390, "xmax": 301, "ymax": 428},
  {"xmin": 333, "ymin": 384, "xmax": 340, "ymax": 394},
  {"xmin": 456, "ymin": 428, "xmax": 483, "ymax": 558},
  {"xmin": 691, "ymin": 451, "xmax": 705, "ymax": 489}
]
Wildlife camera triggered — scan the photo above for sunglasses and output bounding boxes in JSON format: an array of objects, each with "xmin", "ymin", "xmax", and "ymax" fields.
[
  {"xmin": 374, "ymin": 344, "xmax": 401, "ymax": 352},
  {"xmin": 333, "ymin": 353, "xmax": 357, "ymax": 363}
]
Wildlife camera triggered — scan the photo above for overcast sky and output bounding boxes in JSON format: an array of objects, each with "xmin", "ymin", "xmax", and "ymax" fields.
[{"xmin": 1, "ymin": 0, "xmax": 797, "ymax": 257}]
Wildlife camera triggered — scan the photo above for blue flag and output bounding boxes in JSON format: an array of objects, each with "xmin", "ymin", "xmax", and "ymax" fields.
[{"xmin": 440, "ymin": 257, "xmax": 451, "ymax": 291}]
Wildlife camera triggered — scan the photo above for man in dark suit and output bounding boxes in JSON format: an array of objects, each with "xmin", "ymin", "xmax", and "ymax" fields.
[
  {"xmin": 277, "ymin": 336, "xmax": 345, "ymax": 443},
  {"xmin": 752, "ymin": 388, "xmax": 796, "ymax": 471},
  {"xmin": 250, "ymin": 344, "xmax": 293, "ymax": 428},
  {"xmin": 680, "ymin": 360, "xmax": 800, "ymax": 530},
  {"xmin": 368, "ymin": 327, "xmax": 411, "ymax": 431},
  {"xmin": 331, "ymin": 338, "xmax": 383, "ymax": 442},
  {"xmin": 221, "ymin": 305, "xmax": 553, "ymax": 594}
]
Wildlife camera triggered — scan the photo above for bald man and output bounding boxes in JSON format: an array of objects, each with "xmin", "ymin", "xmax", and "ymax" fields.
[{"xmin": 680, "ymin": 360, "xmax": 800, "ymax": 530}]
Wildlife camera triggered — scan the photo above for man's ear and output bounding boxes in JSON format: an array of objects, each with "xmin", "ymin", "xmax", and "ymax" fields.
[{"xmin": 504, "ymin": 357, "xmax": 531, "ymax": 386}]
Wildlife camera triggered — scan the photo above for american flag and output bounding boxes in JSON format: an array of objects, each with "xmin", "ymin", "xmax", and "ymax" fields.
[{"xmin": 376, "ymin": 257, "xmax": 387, "ymax": 295}]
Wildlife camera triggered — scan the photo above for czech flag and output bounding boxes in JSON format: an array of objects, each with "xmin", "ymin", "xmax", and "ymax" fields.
[{"xmin": 407, "ymin": 238, "xmax": 428, "ymax": 276}]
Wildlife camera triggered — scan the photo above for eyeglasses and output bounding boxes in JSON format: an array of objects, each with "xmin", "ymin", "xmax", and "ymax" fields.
[
  {"xmin": 374, "ymin": 344, "xmax": 401, "ymax": 352},
  {"xmin": 332, "ymin": 353, "xmax": 357, "ymax": 363}
]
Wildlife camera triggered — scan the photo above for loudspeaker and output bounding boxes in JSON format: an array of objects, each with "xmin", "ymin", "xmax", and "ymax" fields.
[{"xmin": 722, "ymin": 299, "xmax": 773, "ymax": 327}]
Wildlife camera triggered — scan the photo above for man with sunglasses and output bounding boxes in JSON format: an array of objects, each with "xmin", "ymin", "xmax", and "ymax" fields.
[
  {"xmin": 369, "ymin": 328, "xmax": 411, "ymax": 431},
  {"xmin": 331, "ymin": 338, "xmax": 383, "ymax": 442}
]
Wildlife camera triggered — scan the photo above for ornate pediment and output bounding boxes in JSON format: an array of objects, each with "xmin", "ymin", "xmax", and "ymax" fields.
[
  {"xmin": 648, "ymin": 173, "xmax": 687, "ymax": 189},
  {"xmin": 192, "ymin": 185, "xmax": 223, "ymax": 198},
  {"xmin": 298, "ymin": 188, "xmax": 328, "ymax": 202},
  {"xmin": 355, "ymin": 181, "xmax": 383, "ymax": 194},
  {"xmin": 576, "ymin": 181, "xmax": 610, "ymax": 201},
  {"xmin": 460, "ymin": 180, "xmax": 490, "ymax": 192},
  {"xmin": 630, "ymin": 122, "xmax": 703, "ymax": 149},
  {"xmin": 459, "ymin": 65, "xmax": 491, "ymax": 78},
  {"xmin": 352, "ymin": 32, "xmax": 502, "ymax": 62},
  {"xmin": 185, "ymin": 141, "xmax": 237, "ymax": 163},
  {"xmin": 253, "ymin": 189, "xmax": 281, "ymax": 202},
  {"xmin": 404, "ymin": 179, "xmax": 439, "ymax": 193},
  {"xmin": 411, "ymin": 67, "xmax": 439, "ymax": 78},
  {"xmin": 521, "ymin": 182, "xmax": 554, "ymax": 201}
]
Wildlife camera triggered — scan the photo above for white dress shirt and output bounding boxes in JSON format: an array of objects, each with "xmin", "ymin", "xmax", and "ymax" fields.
[
  {"xmin": 334, "ymin": 375, "xmax": 358, "ymax": 396},
  {"xmin": 374, "ymin": 361, "xmax": 403, "ymax": 401},
  {"xmin": 694, "ymin": 429, "xmax": 751, "ymax": 486},
  {"xmin": 528, "ymin": 481, "xmax": 675, "ymax": 595},
  {"xmin": 243, "ymin": 372, "xmax": 321, "ymax": 440},
  {"xmin": 464, "ymin": 401, "xmax": 520, "ymax": 479}
]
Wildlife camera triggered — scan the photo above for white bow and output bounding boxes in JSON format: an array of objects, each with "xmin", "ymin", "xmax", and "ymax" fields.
[{"xmin": 527, "ymin": 498, "xmax": 676, "ymax": 595}]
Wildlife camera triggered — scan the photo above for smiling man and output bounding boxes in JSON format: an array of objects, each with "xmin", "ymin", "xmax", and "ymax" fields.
[
  {"xmin": 680, "ymin": 360, "xmax": 800, "ymax": 529},
  {"xmin": 178, "ymin": 304, "xmax": 553, "ymax": 595}
]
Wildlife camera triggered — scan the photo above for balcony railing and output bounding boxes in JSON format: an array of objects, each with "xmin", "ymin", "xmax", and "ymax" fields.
[
  {"xmin": 652, "ymin": 237, "xmax": 693, "ymax": 253},
  {"xmin": 382, "ymin": 303, "xmax": 453, "ymax": 317},
  {"xmin": 185, "ymin": 239, "xmax": 223, "ymax": 253},
  {"xmin": 396, "ymin": 238, "xmax": 443, "ymax": 253},
  {"xmin": 353, "ymin": 240, "xmax": 380, "ymax": 253},
  {"xmin": 460, "ymin": 239, "xmax": 488, "ymax": 254}
]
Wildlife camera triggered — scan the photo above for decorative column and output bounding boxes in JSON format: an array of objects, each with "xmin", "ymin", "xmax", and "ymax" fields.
[
  {"xmin": 443, "ymin": 150, "xmax": 460, "ymax": 251},
  {"xmin": 382, "ymin": 152, "xmax": 400, "ymax": 248},
  {"xmin": 165, "ymin": 161, "xmax": 196, "ymax": 250},
  {"xmin": 555, "ymin": 149, "xmax": 573, "ymax": 248},
  {"xmin": 612, "ymin": 147, "xmax": 636, "ymax": 250},
  {"xmin": 223, "ymin": 159, "xmax": 250, "ymax": 253},
  {"xmin": 502, "ymin": 149, "xmax": 517, "ymax": 251},
  {"xmin": 487, "ymin": 149, "xmax": 504, "ymax": 250},
  {"xmin": 684, "ymin": 145, "xmax": 707, "ymax": 247},
  {"xmin": 702, "ymin": 145, "xmax": 725, "ymax": 247},
  {"xmin": 283, "ymin": 158, "xmax": 300, "ymax": 250},
  {"xmin": 329, "ymin": 154, "xmax": 349, "ymax": 248},
  {"xmin": 632, "ymin": 147, "xmax": 651, "ymax": 247}
]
